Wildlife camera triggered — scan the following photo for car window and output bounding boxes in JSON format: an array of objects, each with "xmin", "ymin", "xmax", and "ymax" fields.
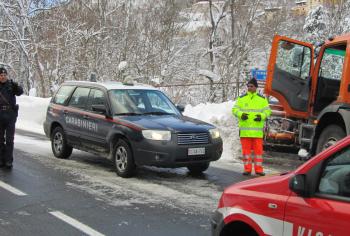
[
  {"xmin": 52, "ymin": 85, "xmax": 75, "ymax": 105},
  {"xmin": 318, "ymin": 145, "xmax": 350, "ymax": 198},
  {"xmin": 68, "ymin": 87, "xmax": 91, "ymax": 110},
  {"xmin": 146, "ymin": 91, "xmax": 176, "ymax": 114},
  {"xmin": 109, "ymin": 89, "xmax": 180, "ymax": 115},
  {"xmin": 87, "ymin": 89, "xmax": 106, "ymax": 111}
]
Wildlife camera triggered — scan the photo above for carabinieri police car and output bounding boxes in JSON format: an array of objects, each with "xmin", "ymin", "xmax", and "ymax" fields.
[{"xmin": 44, "ymin": 81, "xmax": 223, "ymax": 177}]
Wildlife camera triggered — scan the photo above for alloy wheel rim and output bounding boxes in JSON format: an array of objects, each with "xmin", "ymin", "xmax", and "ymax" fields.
[
  {"xmin": 115, "ymin": 146, "xmax": 127, "ymax": 171},
  {"xmin": 53, "ymin": 132, "xmax": 63, "ymax": 153}
]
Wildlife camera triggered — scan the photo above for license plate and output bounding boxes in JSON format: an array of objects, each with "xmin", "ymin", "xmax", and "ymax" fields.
[{"xmin": 188, "ymin": 147, "xmax": 205, "ymax": 156}]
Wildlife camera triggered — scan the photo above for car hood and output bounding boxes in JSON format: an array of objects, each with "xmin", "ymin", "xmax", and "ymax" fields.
[{"xmin": 115, "ymin": 114, "xmax": 215, "ymax": 132}]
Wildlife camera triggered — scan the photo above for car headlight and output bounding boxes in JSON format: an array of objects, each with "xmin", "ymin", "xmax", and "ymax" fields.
[
  {"xmin": 209, "ymin": 128, "xmax": 220, "ymax": 139},
  {"xmin": 142, "ymin": 130, "xmax": 171, "ymax": 141}
]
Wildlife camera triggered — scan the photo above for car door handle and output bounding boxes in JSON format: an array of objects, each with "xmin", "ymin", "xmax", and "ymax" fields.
[
  {"xmin": 83, "ymin": 115, "xmax": 89, "ymax": 119},
  {"xmin": 63, "ymin": 110, "xmax": 68, "ymax": 115},
  {"xmin": 268, "ymin": 203, "xmax": 277, "ymax": 209}
]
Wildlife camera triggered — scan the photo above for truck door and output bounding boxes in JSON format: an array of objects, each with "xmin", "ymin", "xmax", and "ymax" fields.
[{"xmin": 265, "ymin": 35, "xmax": 314, "ymax": 118}]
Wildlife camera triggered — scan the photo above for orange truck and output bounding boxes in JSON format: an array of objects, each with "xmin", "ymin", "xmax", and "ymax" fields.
[{"xmin": 264, "ymin": 34, "xmax": 350, "ymax": 159}]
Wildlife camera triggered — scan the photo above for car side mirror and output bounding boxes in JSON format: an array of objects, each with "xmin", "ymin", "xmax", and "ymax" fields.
[
  {"xmin": 289, "ymin": 174, "xmax": 308, "ymax": 197},
  {"xmin": 176, "ymin": 105, "xmax": 185, "ymax": 113},
  {"xmin": 92, "ymin": 104, "xmax": 107, "ymax": 115}
]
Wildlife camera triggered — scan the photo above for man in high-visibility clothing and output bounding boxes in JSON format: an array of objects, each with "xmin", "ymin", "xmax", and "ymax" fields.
[{"xmin": 232, "ymin": 77, "xmax": 271, "ymax": 176}]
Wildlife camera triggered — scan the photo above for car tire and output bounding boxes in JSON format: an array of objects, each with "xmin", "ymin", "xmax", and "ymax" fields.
[
  {"xmin": 187, "ymin": 162, "xmax": 210, "ymax": 175},
  {"xmin": 113, "ymin": 139, "xmax": 136, "ymax": 178},
  {"xmin": 51, "ymin": 126, "xmax": 73, "ymax": 159},
  {"xmin": 316, "ymin": 125, "xmax": 346, "ymax": 154}
]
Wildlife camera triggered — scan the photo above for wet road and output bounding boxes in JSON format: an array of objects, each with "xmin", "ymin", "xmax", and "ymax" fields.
[{"xmin": 0, "ymin": 130, "xmax": 301, "ymax": 236}]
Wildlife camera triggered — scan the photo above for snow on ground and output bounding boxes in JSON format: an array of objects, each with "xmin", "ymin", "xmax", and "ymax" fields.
[{"xmin": 16, "ymin": 95, "xmax": 241, "ymax": 162}]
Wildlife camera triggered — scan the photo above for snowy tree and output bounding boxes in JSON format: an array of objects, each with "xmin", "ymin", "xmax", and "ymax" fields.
[{"xmin": 303, "ymin": 5, "xmax": 330, "ymax": 42}]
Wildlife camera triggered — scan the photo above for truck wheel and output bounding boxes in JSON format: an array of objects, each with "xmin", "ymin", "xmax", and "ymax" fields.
[
  {"xmin": 316, "ymin": 125, "xmax": 346, "ymax": 154},
  {"xmin": 113, "ymin": 139, "xmax": 136, "ymax": 178},
  {"xmin": 187, "ymin": 162, "xmax": 210, "ymax": 175},
  {"xmin": 51, "ymin": 126, "xmax": 72, "ymax": 159}
]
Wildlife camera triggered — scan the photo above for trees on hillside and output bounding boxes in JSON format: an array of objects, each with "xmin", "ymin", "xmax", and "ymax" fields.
[{"xmin": 2, "ymin": 0, "xmax": 347, "ymax": 104}]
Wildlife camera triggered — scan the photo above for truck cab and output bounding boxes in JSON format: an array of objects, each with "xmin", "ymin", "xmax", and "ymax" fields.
[{"xmin": 264, "ymin": 34, "xmax": 350, "ymax": 156}]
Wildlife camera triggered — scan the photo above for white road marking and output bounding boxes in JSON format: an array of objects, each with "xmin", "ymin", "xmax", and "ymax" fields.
[
  {"xmin": 0, "ymin": 181, "xmax": 27, "ymax": 196},
  {"xmin": 49, "ymin": 211, "xmax": 105, "ymax": 236}
]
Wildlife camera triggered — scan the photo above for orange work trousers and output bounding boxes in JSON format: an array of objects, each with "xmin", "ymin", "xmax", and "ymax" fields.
[{"xmin": 240, "ymin": 137, "xmax": 264, "ymax": 174}]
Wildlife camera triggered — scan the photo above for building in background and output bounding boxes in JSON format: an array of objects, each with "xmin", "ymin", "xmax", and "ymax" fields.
[{"xmin": 292, "ymin": 0, "xmax": 343, "ymax": 15}]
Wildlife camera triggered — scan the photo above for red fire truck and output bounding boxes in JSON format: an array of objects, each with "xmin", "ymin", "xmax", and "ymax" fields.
[{"xmin": 212, "ymin": 135, "xmax": 350, "ymax": 236}]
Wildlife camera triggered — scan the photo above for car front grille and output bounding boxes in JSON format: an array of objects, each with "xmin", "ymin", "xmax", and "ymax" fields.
[{"xmin": 177, "ymin": 133, "xmax": 209, "ymax": 145}]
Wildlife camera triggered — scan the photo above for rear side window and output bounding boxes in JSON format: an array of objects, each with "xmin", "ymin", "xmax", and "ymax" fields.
[
  {"xmin": 68, "ymin": 87, "xmax": 91, "ymax": 109},
  {"xmin": 87, "ymin": 89, "xmax": 106, "ymax": 111},
  {"xmin": 52, "ymin": 85, "xmax": 75, "ymax": 105}
]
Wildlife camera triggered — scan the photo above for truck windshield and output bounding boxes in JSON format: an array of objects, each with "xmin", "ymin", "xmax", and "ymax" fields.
[
  {"xmin": 109, "ymin": 89, "xmax": 181, "ymax": 116},
  {"xmin": 319, "ymin": 46, "xmax": 346, "ymax": 81},
  {"xmin": 314, "ymin": 44, "xmax": 346, "ymax": 112}
]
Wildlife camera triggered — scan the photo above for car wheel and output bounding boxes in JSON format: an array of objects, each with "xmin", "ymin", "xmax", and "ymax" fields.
[
  {"xmin": 316, "ymin": 125, "xmax": 346, "ymax": 154},
  {"xmin": 51, "ymin": 126, "xmax": 72, "ymax": 159},
  {"xmin": 187, "ymin": 162, "xmax": 210, "ymax": 175},
  {"xmin": 113, "ymin": 139, "xmax": 136, "ymax": 178}
]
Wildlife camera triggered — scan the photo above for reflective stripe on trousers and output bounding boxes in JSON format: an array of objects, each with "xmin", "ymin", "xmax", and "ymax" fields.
[
  {"xmin": 243, "ymin": 156, "xmax": 264, "ymax": 173},
  {"xmin": 243, "ymin": 156, "xmax": 252, "ymax": 173},
  {"xmin": 254, "ymin": 157, "xmax": 264, "ymax": 174}
]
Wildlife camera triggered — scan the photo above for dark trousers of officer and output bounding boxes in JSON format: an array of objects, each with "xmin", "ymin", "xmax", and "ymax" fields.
[{"xmin": 0, "ymin": 110, "xmax": 17, "ymax": 165}]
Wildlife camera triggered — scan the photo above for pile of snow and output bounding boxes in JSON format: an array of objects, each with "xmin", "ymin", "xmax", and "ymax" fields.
[
  {"xmin": 16, "ymin": 96, "xmax": 51, "ymax": 134},
  {"xmin": 16, "ymin": 96, "xmax": 240, "ymax": 161},
  {"xmin": 183, "ymin": 101, "xmax": 240, "ymax": 161}
]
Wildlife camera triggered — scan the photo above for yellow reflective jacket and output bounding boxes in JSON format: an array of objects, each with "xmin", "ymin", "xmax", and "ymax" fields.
[{"xmin": 232, "ymin": 92, "xmax": 271, "ymax": 138}]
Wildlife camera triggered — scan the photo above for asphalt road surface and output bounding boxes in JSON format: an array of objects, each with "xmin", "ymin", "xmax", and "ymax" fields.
[{"xmin": 0, "ymin": 130, "xmax": 302, "ymax": 236}]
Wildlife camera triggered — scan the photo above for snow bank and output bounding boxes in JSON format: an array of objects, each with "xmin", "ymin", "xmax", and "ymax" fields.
[
  {"xmin": 183, "ymin": 101, "xmax": 240, "ymax": 161},
  {"xmin": 16, "ymin": 96, "xmax": 51, "ymax": 135}
]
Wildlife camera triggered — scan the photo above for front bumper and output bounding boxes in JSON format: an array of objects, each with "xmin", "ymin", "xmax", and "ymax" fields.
[
  {"xmin": 211, "ymin": 209, "xmax": 225, "ymax": 236},
  {"xmin": 132, "ymin": 137, "xmax": 223, "ymax": 167}
]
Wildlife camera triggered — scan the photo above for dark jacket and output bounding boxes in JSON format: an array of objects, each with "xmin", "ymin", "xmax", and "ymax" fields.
[{"xmin": 0, "ymin": 80, "xmax": 24, "ymax": 108}]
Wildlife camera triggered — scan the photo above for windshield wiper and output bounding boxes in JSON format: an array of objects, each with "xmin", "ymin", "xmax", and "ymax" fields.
[
  {"xmin": 142, "ymin": 111, "xmax": 172, "ymax": 115},
  {"xmin": 114, "ymin": 112, "xmax": 142, "ymax": 116}
]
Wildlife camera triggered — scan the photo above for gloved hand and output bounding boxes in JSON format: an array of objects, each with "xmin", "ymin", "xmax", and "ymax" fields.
[
  {"xmin": 241, "ymin": 113, "xmax": 249, "ymax": 121},
  {"xmin": 10, "ymin": 80, "xmax": 23, "ymax": 96},
  {"xmin": 11, "ymin": 81, "xmax": 19, "ymax": 91},
  {"xmin": 254, "ymin": 114, "xmax": 262, "ymax": 121}
]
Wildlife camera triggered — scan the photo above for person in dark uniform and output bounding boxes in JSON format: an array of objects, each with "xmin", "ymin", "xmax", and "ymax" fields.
[{"xmin": 0, "ymin": 67, "xmax": 23, "ymax": 169}]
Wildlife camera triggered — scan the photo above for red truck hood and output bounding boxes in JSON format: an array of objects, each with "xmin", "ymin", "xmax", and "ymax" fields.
[{"xmin": 224, "ymin": 172, "xmax": 294, "ymax": 196}]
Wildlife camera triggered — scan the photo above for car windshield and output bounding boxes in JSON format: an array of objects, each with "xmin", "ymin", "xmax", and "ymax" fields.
[{"xmin": 108, "ymin": 89, "xmax": 181, "ymax": 116}]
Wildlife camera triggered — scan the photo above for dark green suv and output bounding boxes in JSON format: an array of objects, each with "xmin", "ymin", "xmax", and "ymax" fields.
[{"xmin": 44, "ymin": 81, "xmax": 223, "ymax": 177}]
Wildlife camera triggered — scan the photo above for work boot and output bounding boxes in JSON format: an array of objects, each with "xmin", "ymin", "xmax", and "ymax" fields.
[
  {"xmin": 256, "ymin": 172, "xmax": 265, "ymax": 176},
  {"xmin": 242, "ymin": 172, "xmax": 251, "ymax": 176}
]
